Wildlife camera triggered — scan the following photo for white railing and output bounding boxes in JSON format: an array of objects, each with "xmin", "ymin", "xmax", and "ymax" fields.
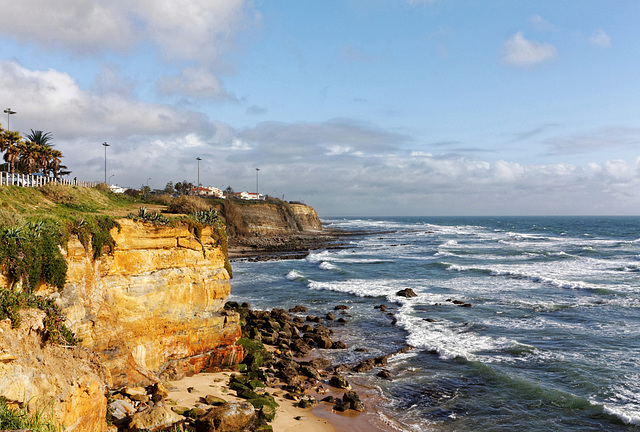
[{"xmin": 0, "ymin": 172, "xmax": 97, "ymax": 188}]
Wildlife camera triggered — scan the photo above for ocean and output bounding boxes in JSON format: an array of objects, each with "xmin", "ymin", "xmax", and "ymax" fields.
[{"xmin": 229, "ymin": 216, "xmax": 640, "ymax": 431}]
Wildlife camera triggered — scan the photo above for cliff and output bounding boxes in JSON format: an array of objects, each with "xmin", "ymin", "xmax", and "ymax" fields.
[
  {"xmin": 0, "ymin": 217, "xmax": 241, "ymax": 430},
  {"xmin": 0, "ymin": 309, "xmax": 110, "ymax": 432},
  {"xmin": 57, "ymin": 219, "xmax": 242, "ymax": 388},
  {"xmin": 221, "ymin": 201, "xmax": 322, "ymax": 237}
]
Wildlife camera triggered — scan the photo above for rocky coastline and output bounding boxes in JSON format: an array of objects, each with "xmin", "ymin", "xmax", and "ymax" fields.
[{"xmin": 105, "ymin": 300, "xmax": 412, "ymax": 431}]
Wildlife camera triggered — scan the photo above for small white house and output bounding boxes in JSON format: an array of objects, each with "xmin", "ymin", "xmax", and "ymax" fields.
[
  {"xmin": 109, "ymin": 184, "xmax": 126, "ymax": 194},
  {"xmin": 190, "ymin": 186, "xmax": 224, "ymax": 198},
  {"xmin": 232, "ymin": 191, "xmax": 265, "ymax": 200}
]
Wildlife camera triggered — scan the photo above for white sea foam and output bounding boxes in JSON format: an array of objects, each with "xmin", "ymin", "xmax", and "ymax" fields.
[
  {"xmin": 444, "ymin": 262, "xmax": 598, "ymax": 291},
  {"xmin": 601, "ymin": 404, "xmax": 640, "ymax": 425},
  {"xmin": 394, "ymin": 303, "xmax": 513, "ymax": 361},
  {"xmin": 306, "ymin": 250, "xmax": 333, "ymax": 263},
  {"xmin": 285, "ymin": 269, "xmax": 305, "ymax": 281},
  {"xmin": 319, "ymin": 261, "xmax": 338, "ymax": 270},
  {"xmin": 307, "ymin": 278, "xmax": 409, "ymax": 300}
]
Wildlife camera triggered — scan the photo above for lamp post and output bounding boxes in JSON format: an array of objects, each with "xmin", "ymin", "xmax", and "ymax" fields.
[
  {"xmin": 196, "ymin": 157, "xmax": 202, "ymax": 196},
  {"xmin": 102, "ymin": 142, "xmax": 110, "ymax": 184},
  {"xmin": 256, "ymin": 168, "xmax": 260, "ymax": 196},
  {"xmin": 3, "ymin": 108, "xmax": 16, "ymax": 131}
]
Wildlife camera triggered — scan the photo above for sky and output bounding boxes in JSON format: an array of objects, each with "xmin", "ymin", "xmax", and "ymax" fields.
[{"xmin": 1, "ymin": 0, "xmax": 640, "ymax": 217}]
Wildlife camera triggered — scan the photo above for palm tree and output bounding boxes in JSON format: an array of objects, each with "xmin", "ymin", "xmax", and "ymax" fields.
[
  {"xmin": 25, "ymin": 130, "xmax": 53, "ymax": 147},
  {"xmin": 35, "ymin": 144, "xmax": 54, "ymax": 176},
  {"xmin": 17, "ymin": 141, "xmax": 40, "ymax": 174},
  {"xmin": 46, "ymin": 148, "xmax": 63, "ymax": 178},
  {"xmin": 3, "ymin": 144, "xmax": 20, "ymax": 173}
]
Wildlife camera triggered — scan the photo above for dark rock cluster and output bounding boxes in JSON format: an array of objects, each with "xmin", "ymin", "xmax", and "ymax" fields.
[{"xmin": 225, "ymin": 301, "xmax": 413, "ymax": 419}]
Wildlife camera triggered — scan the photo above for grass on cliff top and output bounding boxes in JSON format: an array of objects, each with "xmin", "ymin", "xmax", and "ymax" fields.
[{"xmin": 0, "ymin": 183, "xmax": 145, "ymax": 226}]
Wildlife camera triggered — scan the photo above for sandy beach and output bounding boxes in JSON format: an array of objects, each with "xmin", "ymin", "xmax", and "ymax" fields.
[
  {"xmin": 166, "ymin": 369, "xmax": 397, "ymax": 431},
  {"xmin": 167, "ymin": 371, "xmax": 335, "ymax": 432}
]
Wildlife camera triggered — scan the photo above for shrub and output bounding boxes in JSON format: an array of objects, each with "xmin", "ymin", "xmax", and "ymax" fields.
[
  {"xmin": 167, "ymin": 196, "xmax": 209, "ymax": 214},
  {"xmin": 69, "ymin": 216, "xmax": 120, "ymax": 259},
  {"xmin": 94, "ymin": 183, "xmax": 110, "ymax": 192},
  {"xmin": 127, "ymin": 207, "xmax": 169, "ymax": 225},
  {"xmin": 0, "ymin": 288, "xmax": 78, "ymax": 345},
  {"xmin": 0, "ymin": 209, "xmax": 25, "ymax": 228},
  {"xmin": 0, "ymin": 220, "xmax": 67, "ymax": 293}
]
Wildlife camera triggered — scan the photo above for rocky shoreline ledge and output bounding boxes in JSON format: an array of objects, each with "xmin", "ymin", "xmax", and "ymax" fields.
[
  {"xmin": 228, "ymin": 227, "xmax": 389, "ymax": 262},
  {"xmin": 106, "ymin": 301, "xmax": 412, "ymax": 431}
]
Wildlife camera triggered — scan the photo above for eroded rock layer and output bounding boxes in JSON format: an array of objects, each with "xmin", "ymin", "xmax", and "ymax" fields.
[
  {"xmin": 57, "ymin": 219, "xmax": 242, "ymax": 388},
  {"xmin": 0, "ymin": 310, "xmax": 110, "ymax": 432}
]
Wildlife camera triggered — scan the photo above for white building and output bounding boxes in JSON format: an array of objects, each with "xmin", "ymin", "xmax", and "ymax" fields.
[
  {"xmin": 232, "ymin": 191, "xmax": 265, "ymax": 200},
  {"xmin": 109, "ymin": 184, "xmax": 126, "ymax": 194},
  {"xmin": 190, "ymin": 186, "xmax": 224, "ymax": 198}
]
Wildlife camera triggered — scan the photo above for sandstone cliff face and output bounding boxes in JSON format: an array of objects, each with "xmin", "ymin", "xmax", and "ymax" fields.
[
  {"xmin": 56, "ymin": 219, "xmax": 242, "ymax": 389},
  {"xmin": 289, "ymin": 203, "xmax": 323, "ymax": 231},
  {"xmin": 224, "ymin": 202, "xmax": 322, "ymax": 236},
  {"xmin": 0, "ymin": 310, "xmax": 109, "ymax": 432}
]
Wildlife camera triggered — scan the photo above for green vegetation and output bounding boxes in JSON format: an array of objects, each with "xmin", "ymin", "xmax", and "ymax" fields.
[
  {"xmin": 0, "ymin": 398, "xmax": 63, "ymax": 432},
  {"xmin": 182, "ymin": 208, "xmax": 232, "ymax": 277},
  {"xmin": 127, "ymin": 206, "xmax": 170, "ymax": 225},
  {"xmin": 0, "ymin": 220, "xmax": 67, "ymax": 292},
  {"xmin": 0, "ymin": 184, "xmax": 133, "ymax": 345}
]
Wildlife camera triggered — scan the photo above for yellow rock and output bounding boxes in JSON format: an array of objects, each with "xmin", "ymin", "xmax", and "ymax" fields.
[{"xmin": 59, "ymin": 219, "xmax": 241, "ymax": 388}]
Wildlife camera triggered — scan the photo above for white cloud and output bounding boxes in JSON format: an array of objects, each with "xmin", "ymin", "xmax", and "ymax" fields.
[
  {"xmin": 502, "ymin": 32, "xmax": 557, "ymax": 67},
  {"xmin": 130, "ymin": 0, "xmax": 257, "ymax": 63},
  {"xmin": 158, "ymin": 67, "xmax": 236, "ymax": 100},
  {"xmin": 0, "ymin": 60, "xmax": 208, "ymax": 138},
  {"xmin": 590, "ymin": 30, "xmax": 611, "ymax": 48},
  {"xmin": 1, "ymin": 61, "xmax": 639, "ymax": 216},
  {"xmin": 0, "ymin": 0, "xmax": 258, "ymax": 64},
  {"xmin": 0, "ymin": 0, "xmax": 132, "ymax": 53}
]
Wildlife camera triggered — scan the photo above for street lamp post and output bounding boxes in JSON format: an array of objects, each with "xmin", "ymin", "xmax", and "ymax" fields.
[
  {"xmin": 102, "ymin": 142, "xmax": 110, "ymax": 184},
  {"xmin": 3, "ymin": 108, "xmax": 16, "ymax": 131},
  {"xmin": 196, "ymin": 157, "xmax": 202, "ymax": 196},
  {"xmin": 256, "ymin": 168, "xmax": 260, "ymax": 196}
]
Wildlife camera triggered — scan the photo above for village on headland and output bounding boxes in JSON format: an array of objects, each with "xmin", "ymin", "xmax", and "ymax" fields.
[{"xmin": 0, "ymin": 117, "xmax": 284, "ymax": 205}]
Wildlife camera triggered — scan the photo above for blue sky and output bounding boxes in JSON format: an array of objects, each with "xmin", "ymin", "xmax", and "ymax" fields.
[{"xmin": 1, "ymin": 1, "xmax": 639, "ymax": 216}]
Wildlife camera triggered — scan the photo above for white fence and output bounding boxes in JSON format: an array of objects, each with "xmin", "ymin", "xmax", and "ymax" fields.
[{"xmin": 0, "ymin": 172, "xmax": 97, "ymax": 188}]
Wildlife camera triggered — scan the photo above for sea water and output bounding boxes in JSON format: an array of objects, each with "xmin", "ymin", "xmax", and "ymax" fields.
[{"xmin": 229, "ymin": 216, "xmax": 640, "ymax": 431}]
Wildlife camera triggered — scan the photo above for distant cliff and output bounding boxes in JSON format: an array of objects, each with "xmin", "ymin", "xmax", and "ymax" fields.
[
  {"xmin": 218, "ymin": 200, "xmax": 328, "ymax": 255},
  {"xmin": 220, "ymin": 200, "xmax": 322, "ymax": 237}
]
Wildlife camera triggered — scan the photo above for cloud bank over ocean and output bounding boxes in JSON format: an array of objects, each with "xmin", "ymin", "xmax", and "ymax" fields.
[{"xmin": 0, "ymin": 1, "xmax": 639, "ymax": 216}]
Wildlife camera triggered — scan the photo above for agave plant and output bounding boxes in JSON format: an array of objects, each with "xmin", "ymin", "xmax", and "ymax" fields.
[
  {"xmin": 2, "ymin": 226, "xmax": 24, "ymax": 240},
  {"xmin": 193, "ymin": 209, "xmax": 220, "ymax": 225}
]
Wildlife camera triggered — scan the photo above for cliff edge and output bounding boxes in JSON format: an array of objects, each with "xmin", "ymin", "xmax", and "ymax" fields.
[
  {"xmin": 0, "ymin": 217, "xmax": 241, "ymax": 430},
  {"xmin": 57, "ymin": 218, "xmax": 242, "ymax": 388}
]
